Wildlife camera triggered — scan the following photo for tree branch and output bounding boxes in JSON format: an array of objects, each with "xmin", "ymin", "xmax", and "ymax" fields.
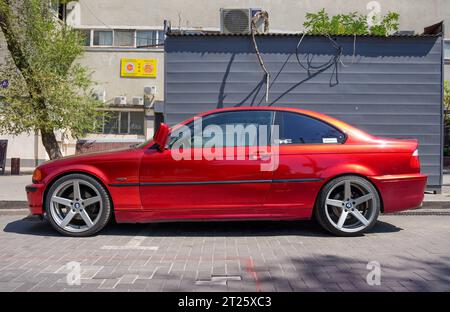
[
  {"xmin": 0, "ymin": 0, "xmax": 32, "ymax": 77},
  {"xmin": 0, "ymin": 1, "xmax": 47, "ymax": 111}
]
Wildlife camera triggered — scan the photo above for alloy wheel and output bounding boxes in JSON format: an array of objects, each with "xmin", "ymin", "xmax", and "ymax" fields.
[
  {"xmin": 49, "ymin": 179, "xmax": 103, "ymax": 233},
  {"xmin": 324, "ymin": 178, "xmax": 378, "ymax": 233}
]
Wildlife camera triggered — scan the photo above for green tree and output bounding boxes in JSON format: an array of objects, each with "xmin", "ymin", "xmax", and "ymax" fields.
[
  {"xmin": 304, "ymin": 9, "xmax": 399, "ymax": 36},
  {"xmin": 444, "ymin": 81, "xmax": 450, "ymax": 125},
  {"xmin": 0, "ymin": 0, "xmax": 104, "ymax": 159},
  {"xmin": 369, "ymin": 12, "xmax": 400, "ymax": 36},
  {"xmin": 443, "ymin": 81, "xmax": 450, "ymax": 156}
]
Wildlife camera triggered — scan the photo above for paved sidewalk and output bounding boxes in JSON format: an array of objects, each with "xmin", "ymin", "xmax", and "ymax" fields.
[
  {"xmin": 0, "ymin": 175, "xmax": 30, "ymax": 201},
  {"xmin": 0, "ymin": 211, "xmax": 448, "ymax": 292}
]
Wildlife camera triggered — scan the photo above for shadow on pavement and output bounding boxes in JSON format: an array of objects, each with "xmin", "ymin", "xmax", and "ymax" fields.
[
  {"xmin": 3, "ymin": 216, "xmax": 58, "ymax": 237},
  {"xmin": 3, "ymin": 216, "xmax": 402, "ymax": 238},
  {"xmin": 239, "ymin": 254, "xmax": 450, "ymax": 292}
]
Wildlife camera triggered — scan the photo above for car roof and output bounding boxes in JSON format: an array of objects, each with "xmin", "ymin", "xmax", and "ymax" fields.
[{"xmin": 196, "ymin": 106, "xmax": 336, "ymax": 123}]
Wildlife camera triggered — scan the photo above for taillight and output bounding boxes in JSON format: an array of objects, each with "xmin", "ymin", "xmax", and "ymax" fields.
[{"xmin": 410, "ymin": 149, "xmax": 420, "ymax": 170}]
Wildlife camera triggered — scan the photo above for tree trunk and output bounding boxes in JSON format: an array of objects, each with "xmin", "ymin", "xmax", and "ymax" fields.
[{"xmin": 40, "ymin": 128, "xmax": 62, "ymax": 160}]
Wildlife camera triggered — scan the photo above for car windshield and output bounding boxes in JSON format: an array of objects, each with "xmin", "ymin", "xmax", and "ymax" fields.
[{"xmin": 135, "ymin": 138, "xmax": 155, "ymax": 148}]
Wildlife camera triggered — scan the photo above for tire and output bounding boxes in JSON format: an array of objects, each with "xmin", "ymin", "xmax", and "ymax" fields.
[
  {"xmin": 315, "ymin": 175, "xmax": 380, "ymax": 237},
  {"xmin": 45, "ymin": 173, "xmax": 112, "ymax": 237}
]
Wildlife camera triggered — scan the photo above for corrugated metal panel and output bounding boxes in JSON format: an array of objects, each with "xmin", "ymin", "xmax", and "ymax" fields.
[
  {"xmin": 166, "ymin": 31, "xmax": 441, "ymax": 38},
  {"xmin": 164, "ymin": 35, "xmax": 443, "ymax": 189}
]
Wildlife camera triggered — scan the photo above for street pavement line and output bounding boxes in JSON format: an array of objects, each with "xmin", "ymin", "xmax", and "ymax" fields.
[
  {"xmin": 195, "ymin": 275, "xmax": 242, "ymax": 286},
  {"xmin": 101, "ymin": 225, "xmax": 158, "ymax": 251}
]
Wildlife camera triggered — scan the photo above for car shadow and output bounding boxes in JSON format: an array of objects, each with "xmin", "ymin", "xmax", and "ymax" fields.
[{"xmin": 3, "ymin": 216, "xmax": 402, "ymax": 238}]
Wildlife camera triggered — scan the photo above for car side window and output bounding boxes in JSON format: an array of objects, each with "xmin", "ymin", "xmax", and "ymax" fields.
[
  {"xmin": 274, "ymin": 111, "xmax": 345, "ymax": 144},
  {"xmin": 169, "ymin": 110, "xmax": 274, "ymax": 148}
]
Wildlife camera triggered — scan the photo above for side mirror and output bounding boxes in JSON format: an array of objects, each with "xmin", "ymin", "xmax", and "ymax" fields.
[{"xmin": 153, "ymin": 123, "xmax": 169, "ymax": 151}]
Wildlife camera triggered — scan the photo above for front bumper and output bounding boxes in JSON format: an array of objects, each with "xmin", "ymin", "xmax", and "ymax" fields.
[
  {"xmin": 370, "ymin": 173, "xmax": 427, "ymax": 213},
  {"xmin": 26, "ymin": 184, "xmax": 45, "ymax": 215}
]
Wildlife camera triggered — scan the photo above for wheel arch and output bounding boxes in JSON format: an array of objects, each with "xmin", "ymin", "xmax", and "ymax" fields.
[
  {"xmin": 42, "ymin": 170, "xmax": 114, "ymax": 214},
  {"xmin": 314, "ymin": 173, "xmax": 384, "ymax": 214}
]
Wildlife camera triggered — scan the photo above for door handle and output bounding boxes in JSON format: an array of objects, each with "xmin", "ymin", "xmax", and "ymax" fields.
[{"xmin": 250, "ymin": 152, "xmax": 271, "ymax": 160}]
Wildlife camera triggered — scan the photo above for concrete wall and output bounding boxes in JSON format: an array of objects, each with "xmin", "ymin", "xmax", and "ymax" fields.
[
  {"xmin": 78, "ymin": 49, "xmax": 164, "ymax": 103},
  {"xmin": 164, "ymin": 34, "xmax": 443, "ymax": 188},
  {"xmin": 0, "ymin": 133, "xmax": 47, "ymax": 170},
  {"xmin": 77, "ymin": 0, "xmax": 450, "ymax": 34}
]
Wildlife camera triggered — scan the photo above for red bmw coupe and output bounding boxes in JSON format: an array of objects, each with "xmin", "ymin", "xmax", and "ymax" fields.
[{"xmin": 26, "ymin": 107, "xmax": 426, "ymax": 237}]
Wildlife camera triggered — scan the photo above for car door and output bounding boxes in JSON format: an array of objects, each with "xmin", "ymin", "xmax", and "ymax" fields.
[
  {"xmin": 139, "ymin": 110, "xmax": 275, "ymax": 219},
  {"xmin": 262, "ymin": 111, "xmax": 346, "ymax": 218}
]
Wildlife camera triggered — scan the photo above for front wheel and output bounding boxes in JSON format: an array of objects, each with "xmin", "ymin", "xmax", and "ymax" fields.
[
  {"xmin": 315, "ymin": 175, "xmax": 380, "ymax": 236},
  {"xmin": 45, "ymin": 174, "xmax": 112, "ymax": 237}
]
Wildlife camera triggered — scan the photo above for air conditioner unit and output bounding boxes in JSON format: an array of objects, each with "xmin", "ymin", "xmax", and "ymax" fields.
[
  {"xmin": 144, "ymin": 86, "xmax": 157, "ymax": 96},
  {"xmin": 220, "ymin": 8, "xmax": 263, "ymax": 34},
  {"xmin": 132, "ymin": 96, "xmax": 144, "ymax": 106},
  {"xmin": 92, "ymin": 90, "xmax": 106, "ymax": 103},
  {"xmin": 114, "ymin": 96, "xmax": 127, "ymax": 105}
]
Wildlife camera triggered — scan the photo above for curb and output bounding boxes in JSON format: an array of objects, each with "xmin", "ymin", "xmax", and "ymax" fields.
[
  {"xmin": 392, "ymin": 210, "xmax": 450, "ymax": 216},
  {"xmin": 421, "ymin": 201, "xmax": 450, "ymax": 209},
  {"xmin": 0, "ymin": 201, "xmax": 28, "ymax": 209}
]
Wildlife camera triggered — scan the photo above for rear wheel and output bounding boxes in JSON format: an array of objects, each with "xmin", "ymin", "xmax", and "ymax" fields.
[
  {"xmin": 45, "ymin": 174, "xmax": 112, "ymax": 237},
  {"xmin": 315, "ymin": 175, "xmax": 380, "ymax": 236}
]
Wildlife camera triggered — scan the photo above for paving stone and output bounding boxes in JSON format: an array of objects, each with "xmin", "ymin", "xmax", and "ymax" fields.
[{"xmin": 0, "ymin": 213, "xmax": 448, "ymax": 292}]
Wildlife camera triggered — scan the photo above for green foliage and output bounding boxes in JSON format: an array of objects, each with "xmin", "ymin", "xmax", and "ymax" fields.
[
  {"xmin": 444, "ymin": 146, "xmax": 450, "ymax": 157},
  {"xmin": 444, "ymin": 81, "xmax": 450, "ymax": 126},
  {"xmin": 444, "ymin": 81, "xmax": 450, "ymax": 112},
  {"xmin": 443, "ymin": 81, "xmax": 450, "ymax": 155},
  {"xmin": 0, "ymin": 0, "xmax": 105, "ymax": 138},
  {"xmin": 368, "ymin": 12, "xmax": 400, "ymax": 36},
  {"xmin": 304, "ymin": 9, "xmax": 399, "ymax": 36}
]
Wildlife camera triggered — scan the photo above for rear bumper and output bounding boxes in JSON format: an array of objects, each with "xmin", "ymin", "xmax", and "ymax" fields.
[
  {"xmin": 26, "ymin": 184, "xmax": 45, "ymax": 215},
  {"xmin": 370, "ymin": 173, "xmax": 427, "ymax": 213}
]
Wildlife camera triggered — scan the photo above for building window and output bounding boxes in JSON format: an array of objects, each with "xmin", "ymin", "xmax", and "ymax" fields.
[
  {"xmin": 445, "ymin": 40, "xmax": 450, "ymax": 62},
  {"xmin": 103, "ymin": 112, "xmax": 119, "ymax": 134},
  {"xmin": 93, "ymin": 30, "xmax": 113, "ymax": 46},
  {"xmin": 136, "ymin": 30, "xmax": 164, "ymax": 48},
  {"xmin": 99, "ymin": 111, "xmax": 145, "ymax": 135},
  {"xmin": 114, "ymin": 30, "xmax": 135, "ymax": 47},
  {"xmin": 130, "ymin": 112, "xmax": 145, "ymax": 134},
  {"xmin": 79, "ymin": 30, "xmax": 91, "ymax": 46},
  {"xmin": 50, "ymin": 0, "xmax": 59, "ymax": 13},
  {"xmin": 81, "ymin": 29, "xmax": 163, "ymax": 48}
]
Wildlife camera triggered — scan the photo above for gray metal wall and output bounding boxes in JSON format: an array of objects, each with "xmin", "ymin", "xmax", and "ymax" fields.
[{"xmin": 164, "ymin": 34, "xmax": 443, "ymax": 189}]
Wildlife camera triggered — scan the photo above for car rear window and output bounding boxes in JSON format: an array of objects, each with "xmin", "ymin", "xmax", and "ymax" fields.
[{"xmin": 274, "ymin": 111, "xmax": 345, "ymax": 144}]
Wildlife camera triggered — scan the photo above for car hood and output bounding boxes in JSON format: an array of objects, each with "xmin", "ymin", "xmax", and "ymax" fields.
[{"xmin": 38, "ymin": 146, "xmax": 140, "ymax": 169}]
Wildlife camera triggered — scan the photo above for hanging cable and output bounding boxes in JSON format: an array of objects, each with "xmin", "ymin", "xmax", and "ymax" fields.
[
  {"xmin": 251, "ymin": 11, "xmax": 270, "ymax": 102},
  {"xmin": 294, "ymin": 30, "xmax": 358, "ymax": 87},
  {"xmin": 295, "ymin": 33, "xmax": 341, "ymax": 73}
]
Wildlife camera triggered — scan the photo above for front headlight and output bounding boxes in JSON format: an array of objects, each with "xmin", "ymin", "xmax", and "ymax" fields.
[{"xmin": 32, "ymin": 168, "xmax": 43, "ymax": 183}]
